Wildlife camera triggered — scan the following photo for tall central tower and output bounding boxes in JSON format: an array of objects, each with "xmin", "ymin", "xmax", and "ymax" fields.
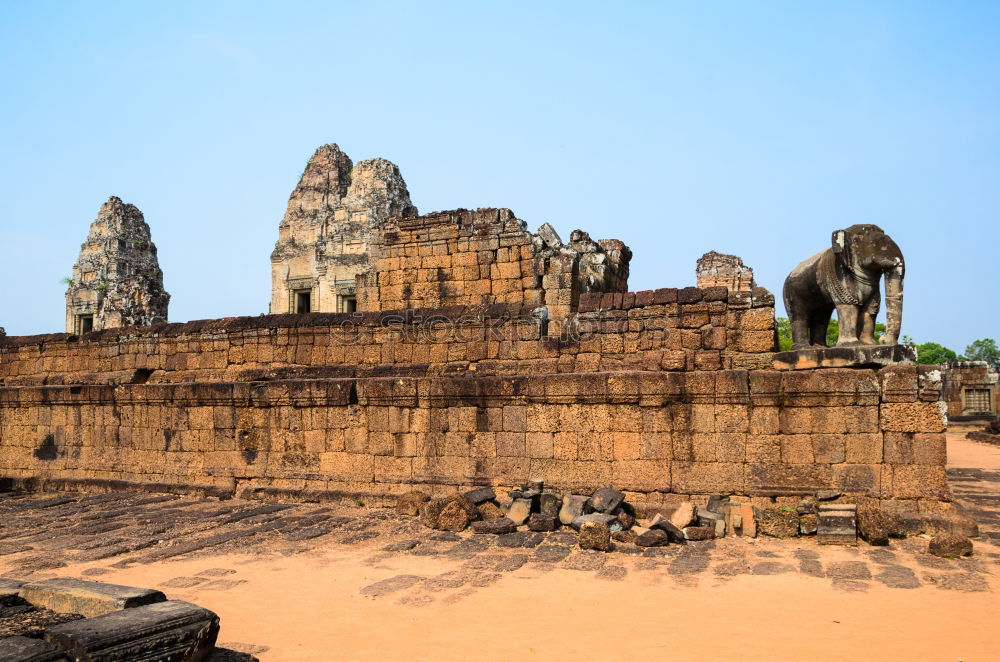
[{"xmin": 269, "ymin": 144, "xmax": 417, "ymax": 314}]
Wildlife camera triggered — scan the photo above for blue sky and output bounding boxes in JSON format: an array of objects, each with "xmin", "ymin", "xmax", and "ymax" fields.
[{"xmin": 1, "ymin": 1, "xmax": 997, "ymax": 352}]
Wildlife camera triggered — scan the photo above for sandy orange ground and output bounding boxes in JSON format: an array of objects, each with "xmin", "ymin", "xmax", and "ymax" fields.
[{"xmin": 10, "ymin": 430, "xmax": 1000, "ymax": 662}]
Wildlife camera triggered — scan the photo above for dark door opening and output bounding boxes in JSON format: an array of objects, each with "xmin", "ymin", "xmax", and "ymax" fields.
[
  {"xmin": 341, "ymin": 296, "xmax": 356, "ymax": 313},
  {"xmin": 295, "ymin": 290, "xmax": 312, "ymax": 313},
  {"xmin": 78, "ymin": 314, "xmax": 94, "ymax": 334}
]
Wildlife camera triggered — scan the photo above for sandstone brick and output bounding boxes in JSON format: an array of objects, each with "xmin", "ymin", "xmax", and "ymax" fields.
[
  {"xmin": 671, "ymin": 462, "xmax": 744, "ymax": 494},
  {"xmin": 880, "ymin": 402, "xmax": 946, "ymax": 433}
]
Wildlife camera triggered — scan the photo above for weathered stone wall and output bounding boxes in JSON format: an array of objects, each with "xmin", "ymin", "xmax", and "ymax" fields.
[
  {"xmin": 0, "ymin": 285, "xmax": 774, "ymax": 386},
  {"xmin": 0, "ymin": 367, "xmax": 948, "ymax": 505}
]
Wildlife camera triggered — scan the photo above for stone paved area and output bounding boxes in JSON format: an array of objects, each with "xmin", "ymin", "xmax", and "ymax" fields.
[{"xmin": 0, "ymin": 465, "xmax": 996, "ymax": 606}]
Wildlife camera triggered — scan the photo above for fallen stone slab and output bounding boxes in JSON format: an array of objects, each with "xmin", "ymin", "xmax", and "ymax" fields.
[
  {"xmin": 476, "ymin": 501, "xmax": 505, "ymax": 521},
  {"xmin": 419, "ymin": 499, "xmax": 447, "ymax": 529},
  {"xmin": 437, "ymin": 501, "xmax": 471, "ymax": 532},
  {"xmin": 570, "ymin": 513, "xmax": 617, "ymax": 531},
  {"xmin": 799, "ymin": 513, "xmax": 818, "ymax": 536},
  {"xmin": 507, "ymin": 499, "xmax": 532, "ymax": 526},
  {"xmin": 538, "ymin": 493, "xmax": 561, "ymax": 518},
  {"xmin": 587, "ymin": 488, "xmax": 624, "ymax": 514},
  {"xmin": 471, "ymin": 517, "xmax": 517, "ymax": 535},
  {"xmin": 706, "ymin": 495, "xmax": 729, "ymax": 514},
  {"xmin": 669, "ymin": 502, "xmax": 696, "ymax": 528},
  {"xmin": 757, "ymin": 508, "xmax": 800, "ymax": 539},
  {"xmin": 44, "ymin": 600, "xmax": 219, "ymax": 662},
  {"xmin": 928, "ymin": 534, "xmax": 973, "ymax": 559},
  {"xmin": 0, "ymin": 636, "xmax": 69, "ymax": 662},
  {"xmin": 579, "ymin": 521, "xmax": 613, "ymax": 552},
  {"xmin": 857, "ymin": 506, "xmax": 899, "ymax": 546},
  {"xmin": 527, "ymin": 514, "xmax": 558, "ymax": 532},
  {"xmin": 462, "ymin": 487, "xmax": 495, "ymax": 505},
  {"xmin": 634, "ymin": 528, "xmax": 669, "ymax": 547},
  {"xmin": 649, "ymin": 514, "xmax": 686, "ymax": 543},
  {"xmin": 395, "ymin": 491, "xmax": 430, "ymax": 516},
  {"xmin": 817, "ymin": 504, "xmax": 857, "ymax": 546},
  {"xmin": 683, "ymin": 526, "xmax": 715, "ymax": 541},
  {"xmin": 559, "ymin": 495, "xmax": 588, "ymax": 525},
  {"xmin": 21, "ymin": 578, "xmax": 166, "ymax": 619}
]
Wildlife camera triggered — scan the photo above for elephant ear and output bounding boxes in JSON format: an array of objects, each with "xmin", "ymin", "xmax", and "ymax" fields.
[{"xmin": 831, "ymin": 229, "xmax": 849, "ymax": 264}]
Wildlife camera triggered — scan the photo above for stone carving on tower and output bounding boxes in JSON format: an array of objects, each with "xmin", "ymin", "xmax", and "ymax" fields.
[
  {"xmin": 64, "ymin": 196, "xmax": 169, "ymax": 334},
  {"xmin": 270, "ymin": 143, "xmax": 417, "ymax": 314}
]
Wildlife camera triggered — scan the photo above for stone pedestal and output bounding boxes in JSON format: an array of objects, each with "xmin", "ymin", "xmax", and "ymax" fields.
[{"xmin": 773, "ymin": 344, "xmax": 916, "ymax": 371}]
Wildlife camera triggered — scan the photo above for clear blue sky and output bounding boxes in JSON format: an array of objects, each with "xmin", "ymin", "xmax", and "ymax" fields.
[{"xmin": 1, "ymin": 1, "xmax": 997, "ymax": 352}]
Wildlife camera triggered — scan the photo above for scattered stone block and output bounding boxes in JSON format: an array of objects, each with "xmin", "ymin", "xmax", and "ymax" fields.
[
  {"xmin": 578, "ymin": 521, "xmax": 613, "ymax": 552},
  {"xmin": 528, "ymin": 514, "xmax": 558, "ymax": 532},
  {"xmin": 683, "ymin": 526, "xmax": 715, "ymax": 541},
  {"xmin": 44, "ymin": 600, "xmax": 219, "ymax": 662},
  {"xmin": 611, "ymin": 530, "xmax": 636, "ymax": 544},
  {"xmin": 928, "ymin": 534, "xmax": 973, "ymax": 559},
  {"xmin": 756, "ymin": 509, "xmax": 800, "ymax": 539},
  {"xmin": 669, "ymin": 502, "xmax": 696, "ymax": 528},
  {"xmin": 395, "ymin": 490, "xmax": 430, "ymax": 516},
  {"xmin": 477, "ymin": 501, "xmax": 505, "ymax": 521},
  {"xmin": 857, "ymin": 505, "xmax": 899, "ymax": 546},
  {"xmin": 527, "ymin": 479, "xmax": 545, "ymax": 493},
  {"xmin": 817, "ymin": 503, "xmax": 857, "ymax": 546},
  {"xmin": 0, "ymin": 636, "xmax": 68, "ymax": 662},
  {"xmin": 815, "ymin": 490, "xmax": 841, "ymax": 501},
  {"xmin": 463, "ymin": 487, "xmax": 496, "ymax": 505},
  {"xmin": 419, "ymin": 499, "xmax": 447, "ymax": 529},
  {"xmin": 587, "ymin": 488, "xmax": 624, "ymax": 514},
  {"xmin": 713, "ymin": 519, "xmax": 726, "ymax": 538},
  {"xmin": 21, "ymin": 578, "xmax": 165, "ymax": 619},
  {"xmin": 799, "ymin": 513, "xmax": 818, "ymax": 536},
  {"xmin": 796, "ymin": 499, "xmax": 816, "ymax": 515},
  {"xmin": 697, "ymin": 508, "xmax": 724, "ymax": 527},
  {"xmin": 437, "ymin": 500, "xmax": 471, "ymax": 532},
  {"xmin": 570, "ymin": 513, "xmax": 617, "ymax": 531},
  {"xmin": 559, "ymin": 495, "xmax": 588, "ymax": 525},
  {"xmin": 649, "ymin": 514, "xmax": 686, "ymax": 543},
  {"xmin": 706, "ymin": 495, "xmax": 729, "ymax": 514},
  {"xmin": 613, "ymin": 504, "xmax": 635, "ymax": 531},
  {"xmin": 507, "ymin": 498, "xmax": 532, "ymax": 526},
  {"xmin": 634, "ymin": 528, "xmax": 669, "ymax": 547},
  {"xmin": 539, "ymin": 493, "xmax": 562, "ymax": 518},
  {"xmin": 471, "ymin": 517, "xmax": 517, "ymax": 535}
]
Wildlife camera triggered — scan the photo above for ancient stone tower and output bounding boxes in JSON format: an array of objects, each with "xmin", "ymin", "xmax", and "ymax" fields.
[
  {"xmin": 64, "ymin": 196, "xmax": 169, "ymax": 334},
  {"xmin": 270, "ymin": 144, "xmax": 417, "ymax": 314}
]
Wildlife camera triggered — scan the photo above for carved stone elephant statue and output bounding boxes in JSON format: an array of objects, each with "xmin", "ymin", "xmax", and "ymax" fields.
[{"xmin": 782, "ymin": 224, "xmax": 904, "ymax": 350}]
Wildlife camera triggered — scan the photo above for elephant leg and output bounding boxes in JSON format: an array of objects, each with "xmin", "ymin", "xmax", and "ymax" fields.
[
  {"xmin": 809, "ymin": 307, "xmax": 833, "ymax": 347},
  {"xmin": 790, "ymin": 316, "xmax": 811, "ymax": 350},
  {"xmin": 859, "ymin": 312, "xmax": 878, "ymax": 345},
  {"xmin": 834, "ymin": 304, "xmax": 860, "ymax": 346}
]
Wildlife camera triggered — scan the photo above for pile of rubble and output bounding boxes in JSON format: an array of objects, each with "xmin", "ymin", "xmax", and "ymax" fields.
[{"xmin": 394, "ymin": 482, "xmax": 923, "ymax": 551}]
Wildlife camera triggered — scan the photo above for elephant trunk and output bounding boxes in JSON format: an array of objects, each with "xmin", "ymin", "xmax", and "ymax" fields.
[{"xmin": 881, "ymin": 266, "xmax": 904, "ymax": 345}]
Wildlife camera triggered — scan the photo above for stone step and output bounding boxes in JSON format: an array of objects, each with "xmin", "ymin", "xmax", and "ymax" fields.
[
  {"xmin": 44, "ymin": 600, "xmax": 219, "ymax": 662},
  {"xmin": 20, "ymin": 578, "xmax": 165, "ymax": 619}
]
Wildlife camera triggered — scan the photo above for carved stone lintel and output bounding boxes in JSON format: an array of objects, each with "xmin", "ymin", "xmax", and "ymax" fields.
[{"xmin": 773, "ymin": 344, "xmax": 916, "ymax": 371}]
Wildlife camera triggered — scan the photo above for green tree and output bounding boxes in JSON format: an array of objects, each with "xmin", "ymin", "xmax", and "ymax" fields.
[
  {"xmin": 916, "ymin": 342, "xmax": 957, "ymax": 365},
  {"xmin": 776, "ymin": 317, "xmax": 884, "ymax": 350},
  {"xmin": 963, "ymin": 338, "xmax": 1000, "ymax": 369}
]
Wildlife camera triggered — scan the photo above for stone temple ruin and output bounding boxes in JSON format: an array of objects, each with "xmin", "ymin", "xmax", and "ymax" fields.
[
  {"xmin": 0, "ymin": 143, "xmax": 975, "ymax": 546},
  {"xmin": 64, "ymin": 196, "xmax": 169, "ymax": 334}
]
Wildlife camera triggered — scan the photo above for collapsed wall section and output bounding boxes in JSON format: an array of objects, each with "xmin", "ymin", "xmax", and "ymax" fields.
[{"xmin": 356, "ymin": 209, "xmax": 631, "ymax": 321}]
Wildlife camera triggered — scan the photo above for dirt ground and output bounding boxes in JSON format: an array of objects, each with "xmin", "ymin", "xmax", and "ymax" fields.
[{"xmin": 2, "ymin": 429, "xmax": 999, "ymax": 662}]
